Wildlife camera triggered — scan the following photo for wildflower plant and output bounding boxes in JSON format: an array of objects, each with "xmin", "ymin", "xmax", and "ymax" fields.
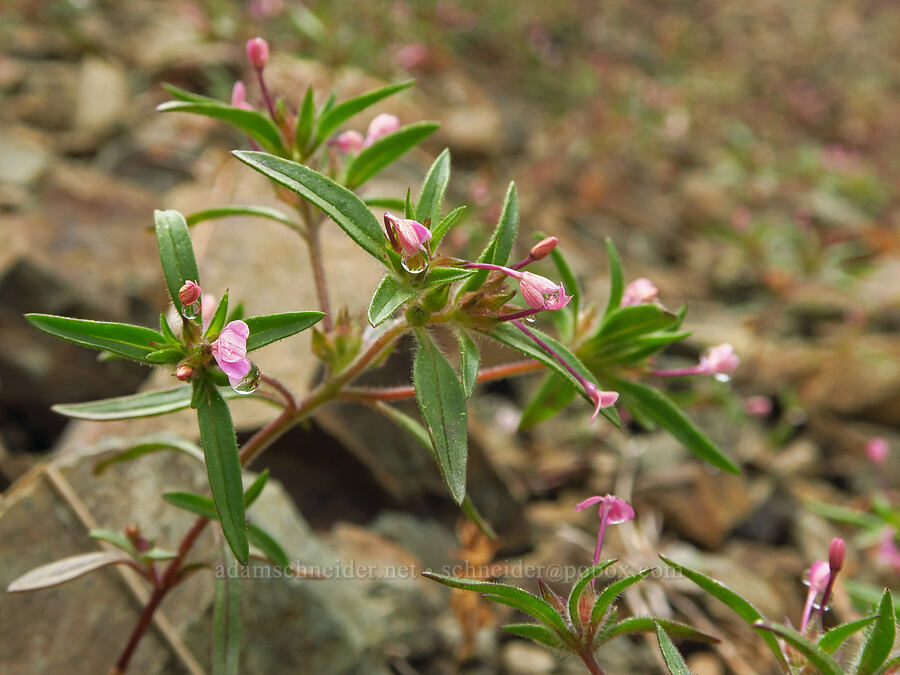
[{"xmin": 7, "ymin": 36, "xmax": 791, "ymax": 673}]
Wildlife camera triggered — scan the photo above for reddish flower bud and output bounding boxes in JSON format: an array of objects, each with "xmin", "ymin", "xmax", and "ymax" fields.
[
  {"xmin": 178, "ymin": 280, "xmax": 201, "ymax": 306},
  {"xmin": 330, "ymin": 130, "xmax": 365, "ymax": 154},
  {"xmin": 364, "ymin": 113, "xmax": 400, "ymax": 147},
  {"xmin": 230, "ymin": 81, "xmax": 252, "ymax": 111},
  {"xmin": 246, "ymin": 37, "xmax": 269, "ymax": 70},
  {"xmin": 866, "ymin": 437, "xmax": 889, "ymax": 466},
  {"xmin": 384, "ymin": 212, "xmax": 432, "ymax": 257},
  {"xmin": 828, "ymin": 538, "xmax": 845, "ymax": 573},
  {"xmin": 175, "ymin": 364, "xmax": 194, "ymax": 382},
  {"xmin": 529, "ymin": 236, "xmax": 558, "ymax": 261}
]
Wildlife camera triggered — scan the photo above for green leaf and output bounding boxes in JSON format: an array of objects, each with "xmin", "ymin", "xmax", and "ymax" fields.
[
  {"xmin": 364, "ymin": 196, "xmax": 406, "ymax": 211},
  {"xmin": 159, "ymin": 313, "xmax": 180, "ymax": 345},
  {"xmin": 53, "ymin": 386, "xmax": 238, "ymax": 421},
  {"xmin": 368, "ymin": 275, "xmax": 416, "ymax": 327},
  {"xmin": 460, "ymin": 495, "xmax": 498, "ymax": 540},
  {"xmin": 140, "ymin": 548, "xmax": 179, "ymax": 561},
  {"xmin": 7, "ymin": 552, "xmax": 134, "ymax": 593},
  {"xmin": 314, "ymin": 80, "xmax": 414, "ymax": 146},
  {"xmin": 26, "ymin": 314, "xmax": 166, "ymax": 364},
  {"xmin": 145, "ymin": 347, "xmax": 186, "ymax": 364},
  {"xmin": 431, "ymin": 205, "xmax": 467, "ymax": 248},
  {"xmin": 186, "ymin": 205, "xmax": 299, "ymax": 230},
  {"xmin": 294, "ymin": 86, "xmax": 316, "ymax": 156},
  {"xmin": 457, "ymin": 330, "xmax": 480, "ymax": 398},
  {"xmin": 605, "ymin": 617, "xmax": 716, "ymax": 644},
  {"xmin": 548, "ymin": 243, "xmax": 580, "ymax": 323},
  {"xmin": 609, "ymin": 378, "xmax": 739, "ymax": 473},
  {"xmin": 416, "ymin": 148, "xmax": 451, "ymax": 228},
  {"xmin": 501, "ymin": 624, "xmax": 566, "ymax": 649},
  {"xmin": 818, "ymin": 615, "xmax": 878, "ymax": 654},
  {"xmin": 421, "ymin": 572, "xmax": 570, "ymax": 636},
  {"xmin": 204, "ymin": 291, "xmax": 229, "ymax": 340},
  {"xmin": 344, "ymin": 122, "xmax": 440, "ymax": 188},
  {"xmin": 213, "ymin": 544, "xmax": 242, "ymax": 675},
  {"xmin": 567, "ymin": 560, "xmax": 618, "ymax": 631},
  {"xmin": 604, "ymin": 238, "xmax": 624, "ymax": 316},
  {"xmin": 753, "ymin": 623, "xmax": 840, "ymax": 675},
  {"xmin": 88, "ymin": 529, "xmax": 137, "ymax": 557},
  {"xmin": 424, "ymin": 267, "xmax": 476, "ymax": 287},
  {"xmin": 591, "ymin": 569, "xmax": 654, "ymax": 628},
  {"xmin": 586, "ymin": 304, "xmax": 679, "ymax": 349},
  {"xmin": 413, "ymin": 330, "xmax": 469, "ymax": 505},
  {"xmin": 157, "ymin": 100, "xmax": 286, "ymax": 155},
  {"xmin": 233, "ymin": 151, "xmax": 388, "ymax": 262},
  {"xmin": 655, "ymin": 622, "xmax": 693, "ymax": 675},
  {"xmin": 248, "ymin": 523, "xmax": 290, "ymax": 570},
  {"xmin": 244, "ymin": 311, "xmax": 325, "ymax": 351},
  {"xmin": 92, "ymin": 434, "xmax": 204, "ymax": 474},
  {"xmin": 163, "ymin": 491, "xmax": 218, "ymax": 519},
  {"xmin": 462, "ymin": 182, "xmax": 519, "ymax": 293},
  {"xmin": 161, "ymin": 83, "xmax": 218, "ymax": 103},
  {"xmin": 404, "ymin": 187, "xmax": 414, "ymax": 218},
  {"xmin": 877, "ymin": 655, "xmax": 900, "ymax": 674},
  {"xmin": 154, "ymin": 209, "xmax": 201, "ymax": 318},
  {"xmin": 519, "ymin": 372, "xmax": 577, "ymax": 431},
  {"xmin": 196, "ymin": 382, "xmax": 249, "ymax": 564},
  {"xmin": 477, "ymin": 322, "xmax": 619, "ymax": 426},
  {"xmin": 593, "ymin": 331, "xmax": 692, "ymax": 367},
  {"xmin": 243, "ymin": 470, "xmax": 269, "ymax": 508},
  {"xmin": 660, "ymin": 556, "xmax": 785, "ymax": 665},
  {"xmin": 855, "ymin": 590, "xmax": 896, "ymax": 675}
]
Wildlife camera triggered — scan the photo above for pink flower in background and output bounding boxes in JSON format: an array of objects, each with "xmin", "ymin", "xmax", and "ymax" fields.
[
  {"xmin": 621, "ymin": 278, "xmax": 658, "ymax": 307},
  {"xmin": 584, "ymin": 382, "xmax": 619, "ymax": 423},
  {"xmin": 384, "ymin": 213, "xmax": 431, "ymax": 257},
  {"xmin": 519, "ymin": 272, "xmax": 571, "ymax": 311},
  {"xmin": 230, "ymin": 81, "xmax": 253, "ymax": 111},
  {"xmin": 394, "ymin": 43, "xmax": 428, "ymax": 70},
  {"xmin": 575, "ymin": 494, "xmax": 635, "ymax": 565},
  {"xmin": 878, "ymin": 528, "xmax": 900, "ymax": 573},
  {"xmin": 364, "ymin": 113, "xmax": 400, "ymax": 147},
  {"xmin": 210, "ymin": 320, "xmax": 251, "ymax": 386},
  {"xmin": 744, "ymin": 395, "xmax": 773, "ymax": 418},
  {"xmin": 331, "ymin": 130, "xmax": 365, "ymax": 154},
  {"xmin": 246, "ymin": 37, "xmax": 269, "ymax": 70},
  {"xmin": 866, "ymin": 437, "xmax": 889, "ymax": 466},
  {"xmin": 698, "ymin": 343, "xmax": 740, "ymax": 375},
  {"xmin": 249, "ymin": 0, "xmax": 285, "ymax": 19}
]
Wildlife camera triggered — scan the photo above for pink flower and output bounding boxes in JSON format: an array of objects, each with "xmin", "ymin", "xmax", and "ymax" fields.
[
  {"xmin": 878, "ymin": 528, "xmax": 900, "ymax": 573},
  {"xmin": 698, "ymin": 343, "xmax": 740, "ymax": 375},
  {"xmin": 384, "ymin": 212, "xmax": 431, "ymax": 258},
  {"xmin": 575, "ymin": 494, "xmax": 635, "ymax": 565},
  {"xmin": 210, "ymin": 320, "xmax": 251, "ymax": 386},
  {"xmin": 230, "ymin": 81, "xmax": 253, "ymax": 111},
  {"xmin": 743, "ymin": 395, "xmax": 773, "ymax": 418},
  {"xmin": 519, "ymin": 271, "xmax": 571, "ymax": 311},
  {"xmin": 330, "ymin": 130, "xmax": 365, "ymax": 154},
  {"xmin": 364, "ymin": 113, "xmax": 400, "ymax": 147},
  {"xmin": 866, "ymin": 437, "xmax": 889, "ymax": 466},
  {"xmin": 800, "ymin": 560, "xmax": 830, "ymax": 632},
  {"xmin": 621, "ymin": 278, "xmax": 658, "ymax": 307},
  {"xmin": 246, "ymin": 37, "xmax": 269, "ymax": 70},
  {"xmin": 584, "ymin": 382, "xmax": 619, "ymax": 424},
  {"xmin": 178, "ymin": 281, "xmax": 201, "ymax": 306},
  {"xmin": 394, "ymin": 43, "xmax": 429, "ymax": 70}
]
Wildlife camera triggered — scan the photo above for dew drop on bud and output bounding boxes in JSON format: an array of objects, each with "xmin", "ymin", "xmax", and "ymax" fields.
[
  {"xmin": 232, "ymin": 361, "xmax": 261, "ymax": 395},
  {"xmin": 182, "ymin": 300, "xmax": 201, "ymax": 320},
  {"xmin": 401, "ymin": 254, "xmax": 429, "ymax": 275}
]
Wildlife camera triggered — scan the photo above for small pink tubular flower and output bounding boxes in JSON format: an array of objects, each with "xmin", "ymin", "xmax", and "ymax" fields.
[
  {"xmin": 584, "ymin": 382, "xmax": 619, "ymax": 423},
  {"xmin": 866, "ymin": 437, "xmax": 889, "ymax": 466},
  {"xmin": 621, "ymin": 278, "xmax": 658, "ymax": 307},
  {"xmin": 575, "ymin": 494, "xmax": 635, "ymax": 565},
  {"xmin": 698, "ymin": 343, "xmax": 740, "ymax": 375},
  {"xmin": 800, "ymin": 560, "xmax": 831, "ymax": 632},
  {"xmin": 246, "ymin": 37, "xmax": 269, "ymax": 70},
  {"xmin": 519, "ymin": 271, "xmax": 571, "ymax": 311},
  {"xmin": 210, "ymin": 320, "xmax": 251, "ymax": 386},
  {"xmin": 230, "ymin": 81, "xmax": 252, "ymax": 111},
  {"xmin": 364, "ymin": 113, "xmax": 400, "ymax": 147},
  {"xmin": 330, "ymin": 130, "xmax": 365, "ymax": 154},
  {"xmin": 384, "ymin": 212, "xmax": 431, "ymax": 257}
]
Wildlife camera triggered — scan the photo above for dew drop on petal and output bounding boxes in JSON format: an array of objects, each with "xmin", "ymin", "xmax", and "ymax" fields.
[
  {"xmin": 401, "ymin": 254, "xmax": 429, "ymax": 275},
  {"xmin": 525, "ymin": 315, "xmax": 537, "ymax": 323},
  {"xmin": 232, "ymin": 361, "xmax": 261, "ymax": 395},
  {"xmin": 182, "ymin": 300, "xmax": 201, "ymax": 320},
  {"xmin": 714, "ymin": 373, "xmax": 731, "ymax": 383}
]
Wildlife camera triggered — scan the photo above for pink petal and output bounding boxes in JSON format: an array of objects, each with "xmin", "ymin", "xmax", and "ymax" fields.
[
  {"xmin": 605, "ymin": 497, "xmax": 635, "ymax": 524},
  {"xmin": 621, "ymin": 278, "xmax": 658, "ymax": 307},
  {"xmin": 220, "ymin": 357, "xmax": 251, "ymax": 387},
  {"xmin": 575, "ymin": 495, "xmax": 605, "ymax": 512},
  {"xmin": 807, "ymin": 560, "xmax": 830, "ymax": 593}
]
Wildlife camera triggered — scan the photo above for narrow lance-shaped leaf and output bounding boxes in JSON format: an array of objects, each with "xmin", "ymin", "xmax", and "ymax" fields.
[
  {"xmin": 604, "ymin": 617, "xmax": 717, "ymax": 644},
  {"xmin": 244, "ymin": 311, "xmax": 325, "ymax": 351},
  {"xmin": 609, "ymin": 378, "xmax": 739, "ymax": 473},
  {"xmin": 604, "ymin": 237, "xmax": 624, "ymax": 316},
  {"xmin": 519, "ymin": 372, "xmax": 577, "ymax": 431},
  {"xmin": 213, "ymin": 544, "xmax": 242, "ymax": 675},
  {"xmin": 753, "ymin": 623, "xmax": 841, "ymax": 675},
  {"xmin": 243, "ymin": 469, "xmax": 269, "ymax": 508},
  {"xmin": 368, "ymin": 275, "xmax": 416, "ymax": 327},
  {"xmin": 416, "ymin": 148, "xmax": 451, "ymax": 229},
  {"xmin": 501, "ymin": 624, "xmax": 566, "ymax": 649},
  {"xmin": 294, "ymin": 86, "xmax": 316, "ymax": 156},
  {"xmin": 457, "ymin": 330, "xmax": 480, "ymax": 398},
  {"xmin": 154, "ymin": 209, "xmax": 201, "ymax": 319},
  {"xmin": 204, "ymin": 291, "xmax": 229, "ymax": 340},
  {"xmin": 53, "ymin": 385, "xmax": 241, "ymax": 421},
  {"xmin": 591, "ymin": 569, "xmax": 654, "ymax": 628},
  {"xmin": 431, "ymin": 205, "xmax": 467, "ymax": 248},
  {"xmin": 92, "ymin": 434, "xmax": 204, "ymax": 474},
  {"xmin": 196, "ymin": 382, "xmax": 249, "ymax": 564},
  {"xmin": 461, "ymin": 182, "xmax": 518, "ymax": 293},
  {"xmin": 413, "ymin": 330, "xmax": 469, "ymax": 505},
  {"xmin": 26, "ymin": 314, "xmax": 166, "ymax": 364},
  {"xmin": 424, "ymin": 266, "xmax": 476, "ymax": 287},
  {"xmin": 248, "ymin": 523, "xmax": 290, "ymax": 570},
  {"xmin": 549, "ymin": 244, "xmax": 580, "ymax": 325},
  {"xmin": 88, "ymin": 530, "xmax": 137, "ymax": 557},
  {"xmin": 818, "ymin": 615, "xmax": 878, "ymax": 654},
  {"xmin": 655, "ymin": 622, "xmax": 693, "ymax": 675},
  {"xmin": 157, "ymin": 100, "xmax": 287, "ymax": 155},
  {"xmin": 345, "ymin": 121, "xmax": 440, "ymax": 188},
  {"xmin": 855, "ymin": 590, "xmax": 896, "ymax": 675},
  {"xmin": 233, "ymin": 151, "xmax": 388, "ymax": 262},
  {"xmin": 314, "ymin": 80, "xmax": 414, "ymax": 146},
  {"xmin": 7, "ymin": 552, "xmax": 134, "ymax": 593},
  {"xmin": 161, "ymin": 83, "xmax": 218, "ymax": 103},
  {"xmin": 567, "ymin": 560, "xmax": 618, "ymax": 631},
  {"xmin": 186, "ymin": 205, "xmax": 300, "ymax": 230},
  {"xmin": 586, "ymin": 304, "xmax": 679, "ymax": 350}
]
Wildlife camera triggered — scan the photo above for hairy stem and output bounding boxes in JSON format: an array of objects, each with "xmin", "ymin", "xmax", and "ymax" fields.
[
  {"xmin": 577, "ymin": 649, "xmax": 606, "ymax": 675},
  {"xmin": 296, "ymin": 202, "xmax": 333, "ymax": 332}
]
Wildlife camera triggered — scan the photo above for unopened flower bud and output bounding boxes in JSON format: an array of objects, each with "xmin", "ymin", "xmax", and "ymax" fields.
[
  {"xmin": 529, "ymin": 236, "xmax": 558, "ymax": 261},
  {"xmin": 621, "ymin": 278, "xmax": 658, "ymax": 307},
  {"xmin": 175, "ymin": 364, "xmax": 194, "ymax": 382},
  {"xmin": 364, "ymin": 113, "xmax": 400, "ymax": 147},
  {"xmin": 230, "ymin": 81, "xmax": 252, "ymax": 111},
  {"xmin": 246, "ymin": 37, "xmax": 269, "ymax": 70},
  {"xmin": 828, "ymin": 538, "xmax": 845, "ymax": 573},
  {"xmin": 178, "ymin": 280, "xmax": 201, "ymax": 306},
  {"xmin": 384, "ymin": 212, "xmax": 432, "ymax": 257},
  {"xmin": 866, "ymin": 437, "xmax": 889, "ymax": 466},
  {"xmin": 330, "ymin": 130, "xmax": 365, "ymax": 154},
  {"xmin": 125, "ymin": 525, "xmax": 140, "ymax": 543}
]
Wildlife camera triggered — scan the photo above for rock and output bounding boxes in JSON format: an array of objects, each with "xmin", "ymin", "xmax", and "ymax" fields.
[
  {"xmin": 500, "ymin": 640, "xmax": 557, "ymax": 675},
  {"xmin": 0, "ymin": 127, "xmax": 51, "ymax": 187},
  {"xmin": 69, "ymin": 57, "xmax": 130, "ymax": 149}
]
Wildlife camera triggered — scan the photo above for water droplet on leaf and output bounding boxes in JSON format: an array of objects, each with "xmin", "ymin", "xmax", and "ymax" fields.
[{"xmin": 182, "ymin": 300, "xmax": 201, "ymax": 320}]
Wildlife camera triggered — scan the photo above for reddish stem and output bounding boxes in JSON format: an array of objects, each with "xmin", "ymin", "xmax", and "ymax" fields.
[{"xmin": 577, "ymin": 648, "xmax": 606, "ymax": 675}]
